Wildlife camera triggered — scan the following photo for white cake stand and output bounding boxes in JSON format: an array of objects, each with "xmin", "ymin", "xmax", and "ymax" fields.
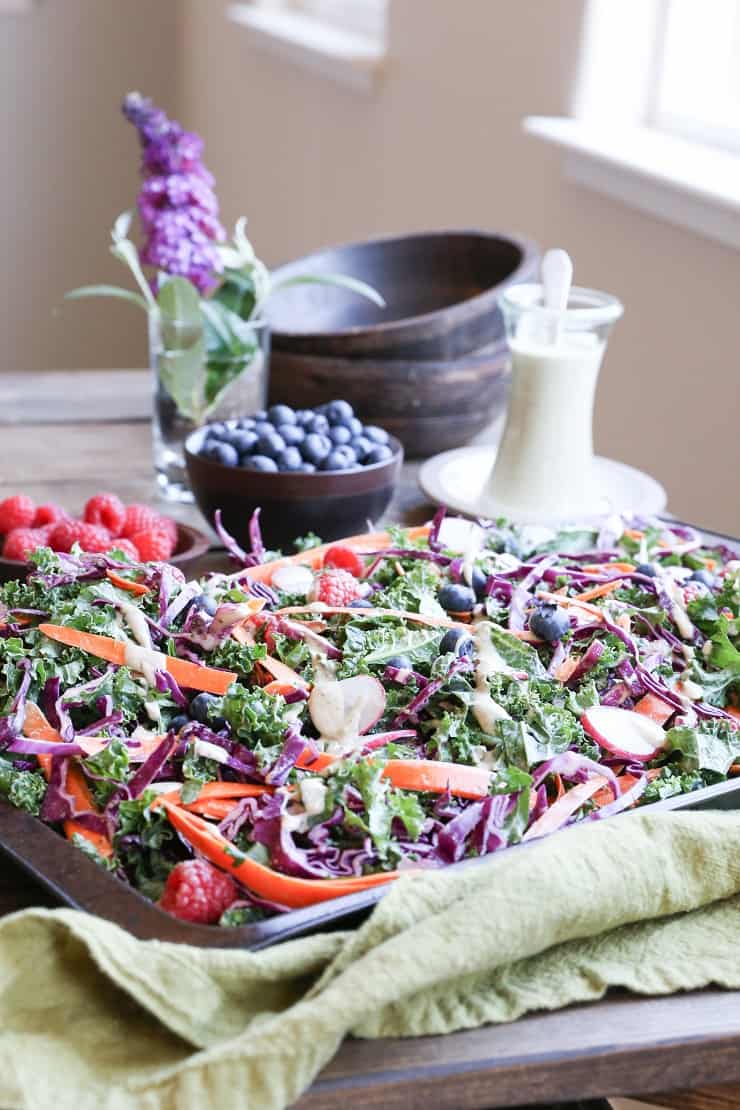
[{"xmin": 418, "ymin": 445, "xmax": 667, "ymax": 523}]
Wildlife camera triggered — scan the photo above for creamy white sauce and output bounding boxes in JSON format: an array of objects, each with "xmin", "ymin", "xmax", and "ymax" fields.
[
  {"xmin": 479, "ymin": 332, "xmax": 606, "ymax": 520},
  {"xmin": 143, "ymin": 699, "xmax": 162, "ymax": 724},
  {"xmin": 123, "ymin": 642, "xmax": 167, "ymax": 687},
  {"xmin": 117, "ymin": 600, "xmax": 152, "ymax": 649},
  {"xmin": 680, "ymin": 677, "xmax": 703, "ymax": 701},
  {"xmin": 470, "ymin": 621, "xmax": 511, "ymax": 733},
  {"xmin": 660, "ymin": 576, "xmax": 695, "ymax": 640},
  {"xmin": 300, "ymin": 778, "xmax": 327, "ymax": 816}
]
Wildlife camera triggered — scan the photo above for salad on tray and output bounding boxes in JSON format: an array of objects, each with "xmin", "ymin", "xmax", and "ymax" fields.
[{"xmin": 0, "ymin": 508, "xmax": 738, "ymax": 927}]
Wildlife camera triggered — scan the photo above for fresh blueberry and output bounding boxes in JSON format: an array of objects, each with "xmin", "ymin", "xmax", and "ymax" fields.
[
  {"xmin": 253, "ymin": 420, "xmax": 275, "ymax": 436},
  {"xmin": 230, "ymin": 430, "xmax": 258, "ymax": 455},
  {"xmin": 277, "ymin": 424, "xmax": 305, "ymax": 447},
  {"xmin": 268, "ymin": 404, "xmax": 296, "ymax": 426},
  {"xmin": 325, "ymin": 400, "xmax": 354, "ymax": 425},
  {"xmin": 299, "ymin": 462, "xmax": 316, "ymax": 473},
  {"xmin": 277, "ymin": 446, "xmax": 304, "ymax": 472},
  {"xmin": 206, "ymin": 421, "xmax": 229, "ymax": 439},
  {"xmin": 169, "ymin": 714, "xmax": 190, "ymax": 734},
  {"xmin": 194, "ymin": 592, "xmax": 217, "ymax": 616},
  {"xmin": 439, "ymin": 627, "xmax": 474, "ymax": 656},
  {"xmin": 690, "ymin": 568, "xmax": 715, "ymax": 587},
  {"xmin": 438, "ymin": 583, "xmax": 477, "ymax": 613},
  {"xmin": 471, "ymin": 566, "xmax": 489, "ymax": 600},
  {"xmin": 320, "ymin": 447, "xmax": 357, "ymax": 471},
  {"xmin": 301, "ymin": 433, "xmax": 332, "ymax": 465},
  {"xmin": 348, "ymin": 596, "xmax": 373, "ymax": 607},
  {"xmin": 350, "ymin": 435, "xmax": 372, "ymax": 462},
  {"xmin": 294, "ymin": 410, "xmax": 313, "ymax": 426},
  {"xmin": 365, "ymin": 444, "xmax": 393, "ymax": 464},
  {"xmin": 253, "ymin": 409, "xmax": 268, "ymax": 420},
  {"xmin": 304, "ymin": 413, "xmax": 329, "ymax": 436},
  {"xmin": 237, "ymin": 417, "xmax": 256, "ymax": 430},
  {"xmin": 387, "ymin": 655, "xmax": 413, "ymax": 671},
  {"xmin": 255, "ymin": 432, "xmax": 286, "ymax": 459},
  {"xmin": 202, "ymin": 441, "xmax": 238, "ymax": 467},
  {"xmin": 529, "ymin": 603, "xmax": 570, "ymax": 641},
  {"xmin": 329, "ymin": 425, "xmax": 352, "ymax": 445},
  {"xmin": 190, "ymin": 692, "xmax": 226, "ymax": 730},
  {"xmin": 635, "ymin": 562, "xmax": 658, "ymax": 577},
  {"xmin": 347, "ymin": 416, "xmax": 363, "ymax": 437},
  {"xmin": 243, "ymin": 455, "xmax": 279, "ymax": 472},
  {"xmin": 363, "ymin": 425, "xmax": 390, "ymax": 445}
]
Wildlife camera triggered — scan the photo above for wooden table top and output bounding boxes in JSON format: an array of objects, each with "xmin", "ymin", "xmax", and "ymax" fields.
[{"xmin": 1, "ymin": 369, "xmax": 738, "ymax": 1110}]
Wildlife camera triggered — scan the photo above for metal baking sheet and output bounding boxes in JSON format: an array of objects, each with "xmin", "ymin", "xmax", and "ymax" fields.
[{"xmin": 1, "ymin": 518, "xmax": 738, "ymax": 949}]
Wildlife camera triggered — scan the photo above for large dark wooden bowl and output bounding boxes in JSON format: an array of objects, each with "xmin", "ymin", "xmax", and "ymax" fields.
[
  {"xmin": 185, "ymin": 428, "xmax": 403, "ymax": 550},
  {"xmin": 269, "ymin": 340, "xmax": 510, "ymax": 458},
  {"xmin": 266, "ymin": 229, "xmax": 539, "ymax": 360},
  {"xmin": 0, "ymin": 522, "xmax": 210, "ymax": 584}
]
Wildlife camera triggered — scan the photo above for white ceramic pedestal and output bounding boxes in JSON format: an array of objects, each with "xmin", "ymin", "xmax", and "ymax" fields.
[{"xmin": 418, "ymin": 445, "xmax": 667, "ymax": 524}]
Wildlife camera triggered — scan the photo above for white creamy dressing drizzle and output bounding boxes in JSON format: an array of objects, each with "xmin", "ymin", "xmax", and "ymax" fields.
[
  {"xmin": 111, "ymin": 603, "xmax": 167, "ymax": 689},
  {"xmin": 300, "ymin": 777, "xmax": 327, "ymax": 816},
  {"xmin": 660, "ymin": 575, "xmax": 695, "ymax": 640},
  {"xmin": 679, "ymin": 677, "xmax": 703, "ymax": 701},
  {"xmin": 470, "ymin": 621, "xmax": 511, "ymax": 733},
  {"xmin": 122, "ymin": 642, "xmax": 168, "ymax": 688},
  {"xmin": 308, "ymin": 651, "xmax": 374, "ymax": 756}
]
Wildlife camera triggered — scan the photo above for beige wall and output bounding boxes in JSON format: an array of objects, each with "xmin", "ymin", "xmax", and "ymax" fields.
[
  {"xmin": 4, "ymin": 1, "xmax": 738, "ymax": 532},
  {"xmin": 1, "ymin": 0, "xmax": 179, "ymax": 372},
  {"xmin": 180, "ymin": 0, "xmax": 740, "ymax": 534}
]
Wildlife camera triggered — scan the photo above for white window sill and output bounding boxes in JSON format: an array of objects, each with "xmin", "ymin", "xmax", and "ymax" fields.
[
  {"xmin": 227, "ymin": 4, "xmax": 385, "ymax": 92},
  {"xmin": 524, "ymin": 116, "xmax": 740, "ymax": 250}
]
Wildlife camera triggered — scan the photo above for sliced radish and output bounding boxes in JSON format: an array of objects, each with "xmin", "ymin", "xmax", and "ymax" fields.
[
  {"xmin": 436, "ymin": 517, "xmax": 483, "ymax": 553},
  {"xmin": 309, "ymin": 674, "xmax": 386, "ymax": 740},
  {"xmin": 271, "ymin": 564, "xmax": 315, "ymax": 597},
  {"xmin": 582, "ymin": 705, "xmax": 668, "ymax": 762}
]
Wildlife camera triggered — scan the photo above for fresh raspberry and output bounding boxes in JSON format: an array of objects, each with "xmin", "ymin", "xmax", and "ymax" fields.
[
  {"xmin": 107, "ymin": 537, "xmax": 140, "ymax": 561},
  {"xmin": 322, "ymin": 544, "xmax": 365, "ymax": 577},
  {"xmin": 313, "ymin": 568, "xmax": 364, "ymax": 606},
  {"xmin": 0, "ymin": 495, "xmax": 36, "ymax": 534},
  {"xmin": 49, "ymin": 520, "xmax": 110, "ymax": 553},
  {"xmin": 130, "ymin": 528, "xmax": 174, "ymax": 561},
  {"xmin": 84, "ymin": 493, "xmax": 126, "ymax": 536},
  {"xmin": 155, "ymin": 514, "xmax": 178, "ymax": 546},
  {"xmin": 2, "ymin": 528, "xmax": 46, "ymax": 561},
  {"xmin": 122, "ymin": 503, "xmax": 161, "ymax": 539},
  {"xmin": 49, "ymin": 519, "xmax": 81, "ymax": 553},
  {"xmin": 158, "ymin": 860, "xmax": 237, "ymax": 924},
  {"xmin": 74, "ymin": 523, "xmax": 112, "ymax": 553},
  {"xmin": 33, "ymin": 503, "xmax": 66, "ymax": 528}
]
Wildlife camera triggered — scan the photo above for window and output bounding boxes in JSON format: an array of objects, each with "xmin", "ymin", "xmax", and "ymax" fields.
[
  {"xmin": 652, "ymin": 0, "xmax": 740, "ymax": 154},
  {"xmin": 229, "ymin": 0, "xmax": 387, "ymax": 91},
  {"xmin": 289, "ymin": 0, "xmax": 387, "ymax": 46},
  {"xmin": 524, "ymin": 0, "xmax": 740, "ymax": 248}
]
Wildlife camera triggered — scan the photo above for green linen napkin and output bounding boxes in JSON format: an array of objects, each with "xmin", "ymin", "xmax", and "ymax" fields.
[{"xmin": 2, "ymin": 810, "xmax": 740, "ymax": 1110}]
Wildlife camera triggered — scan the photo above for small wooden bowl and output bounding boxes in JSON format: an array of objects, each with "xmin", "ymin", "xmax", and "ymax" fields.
[
  {"xmin": 0, "ymin": 522, "xmax": 211, "ymax": 584},
  {"xmin": 184, "ymin": 428, "xmax": 403, "ymax": 550},
  {"xmin": 266, "ymin": 229, "xmax": 539, "ymax": 359}
]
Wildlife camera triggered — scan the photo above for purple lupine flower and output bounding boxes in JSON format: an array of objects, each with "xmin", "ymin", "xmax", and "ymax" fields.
[{"xmin": 122, "ymin": 91, "xmax": 225, "ymax": 293}]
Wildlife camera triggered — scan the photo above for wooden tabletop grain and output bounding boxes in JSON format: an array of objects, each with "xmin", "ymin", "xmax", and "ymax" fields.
[{"xmin": 1, "ymin": 369, "xmax": 738, "ymax": 1110}]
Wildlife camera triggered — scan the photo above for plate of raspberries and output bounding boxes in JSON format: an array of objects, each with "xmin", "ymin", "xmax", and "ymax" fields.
[{"xmin": 0, "ymin": 493, "xmax": 209, "ymax": 579}]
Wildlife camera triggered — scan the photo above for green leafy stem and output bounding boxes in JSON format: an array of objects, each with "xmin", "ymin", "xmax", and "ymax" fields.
[{"xmin": 65, "ymin": 213, "xmax": 385, "ymax": 422}]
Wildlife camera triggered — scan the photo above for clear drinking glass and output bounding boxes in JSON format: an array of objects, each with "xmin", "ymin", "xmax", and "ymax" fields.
[
  {"xmin": 149, "ymin": 313, "xmax": 270, "ymax": 502},
  {"xmin": 479, "ymin": 285, "xmax": 623, "ymax": 521}
]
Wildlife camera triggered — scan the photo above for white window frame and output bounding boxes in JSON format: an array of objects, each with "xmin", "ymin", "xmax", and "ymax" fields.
[
  {"xmin": 228, "ymin": 0, "xmax": 387, "ymax": 92},
  {"xmin": 525, "ymin": 0, "xmax": 740, "ymax": 249}
]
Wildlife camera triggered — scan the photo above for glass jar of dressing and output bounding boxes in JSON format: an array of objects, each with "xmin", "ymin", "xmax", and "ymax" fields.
[{"xmin": 478, "ymin": 284, "xmax": 623, "ymax": 522}]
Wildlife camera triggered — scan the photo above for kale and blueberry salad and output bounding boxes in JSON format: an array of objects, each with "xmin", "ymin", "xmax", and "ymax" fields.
[{"xmin": 0, "ymin": 509, "xmax": 738, "ymax": 927}]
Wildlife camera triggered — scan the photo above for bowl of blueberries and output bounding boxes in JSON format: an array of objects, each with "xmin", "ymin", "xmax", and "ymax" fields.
[{"xmin": 185, "ymin": 399, "xmax": 403, "ymax": 549}]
